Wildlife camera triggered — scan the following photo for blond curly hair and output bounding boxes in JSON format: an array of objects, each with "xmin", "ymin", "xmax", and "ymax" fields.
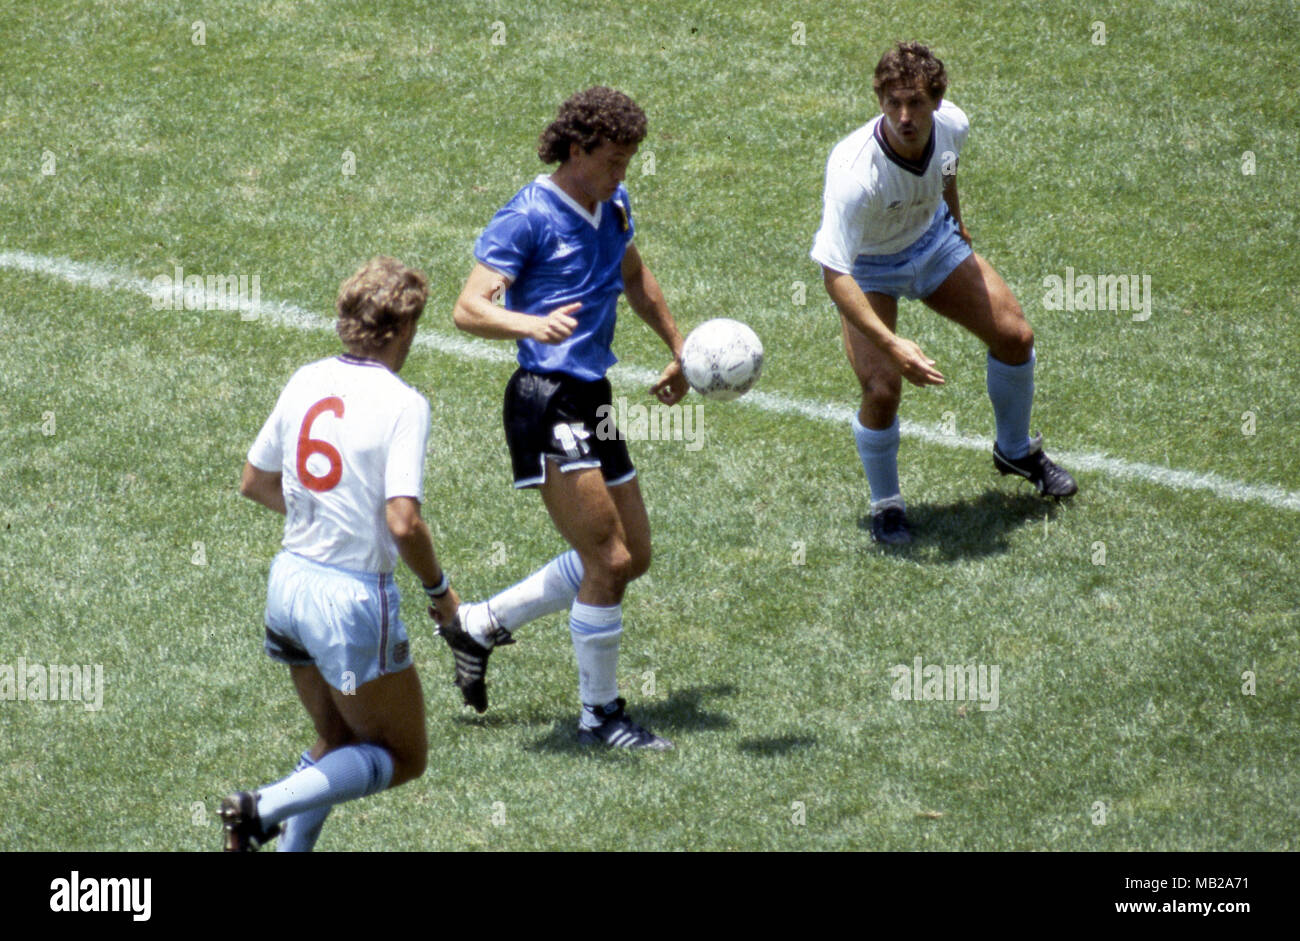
[{"xmin": 335, "ymin": 256, "xmax": 429, "ymax": 353}]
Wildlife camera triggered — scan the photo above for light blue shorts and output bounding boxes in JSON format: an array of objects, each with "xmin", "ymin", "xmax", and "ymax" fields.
[
  {"xmin": 262, "ymin": 550, "xmax": 412, "ymax": 692},
  {"xmin": 851, "ymin": 205, "xmax": 972, "ymax": 300}
]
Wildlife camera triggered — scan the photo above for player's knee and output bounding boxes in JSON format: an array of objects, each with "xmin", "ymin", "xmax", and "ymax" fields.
[
  {"xmin": 862, "ymin": 377, "xmax": 901, "ymax": 417},
  {"xmin": 607, "ymin": 545, "xmax": 636, "ymax": 589},
  {"xmin": 591, "ymin": 539, "xmax": 635, "ymax": 589},
  {"xmin": 626, "ymin": 542, "xmax": 651, "ymax": 582},
  {"xmin": 993, "ymin": 319, "xmax": 1034, "ymax": 364},
  {"xmin": 389, "ymin": 743, "xmax": 427, "ymax": 787}
]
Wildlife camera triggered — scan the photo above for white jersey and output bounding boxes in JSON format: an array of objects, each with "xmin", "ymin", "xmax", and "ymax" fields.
[
  {"xmin": 247, "ymin": 354, "xmax": 431, "ymax": 574},
  {"xmin": 811, "ymin": 99, "xmax": 969, "ymax": 270}
]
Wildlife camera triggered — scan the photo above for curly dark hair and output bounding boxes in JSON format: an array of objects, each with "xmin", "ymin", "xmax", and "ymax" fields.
[
  {"xmin": 335, "ymin": 256, "xmax": 428, "ymax": 353},
  {"xmin": 537, "ymin": 86, "xmax": 647, "ymax": 164},
  {"xmin": 872, "ymin": 41, "xmax": 948, "ymax": 102}
]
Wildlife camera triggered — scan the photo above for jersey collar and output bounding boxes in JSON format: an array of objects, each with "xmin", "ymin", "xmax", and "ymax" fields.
[
  {"xmin": 873, "ymin": 119, "xmax": 935, "ymax": 177},
  {"xmin": 338, "ymin": 353, "xmax": 391, "ymax": 370},
  {"xmin": 535, "ymin": 174, "xmax": 603, "ymax": 229}
]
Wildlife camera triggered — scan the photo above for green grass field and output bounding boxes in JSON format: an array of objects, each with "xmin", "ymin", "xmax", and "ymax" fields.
[{"xmin": 1, "ymin": 0, "xmax": 1297, "ymax": 851}]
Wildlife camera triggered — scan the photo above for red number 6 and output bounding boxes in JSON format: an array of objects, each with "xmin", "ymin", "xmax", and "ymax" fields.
[{"xmin": 297, "ymin": 396, "xmax": 344, "ymax": 492}]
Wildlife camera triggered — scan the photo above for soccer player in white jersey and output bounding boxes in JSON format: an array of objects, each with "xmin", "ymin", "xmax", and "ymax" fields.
[
  {"xmin": 444, "ymin": 87, "xmax": 687, "ymax": 749},
  {"xmin": 812, "ymin": 42, "xmax": 1077, "ymax": 545},
  {"xmin": 219, "ymin": 257, "xmax": 460, "ymax": 850}
]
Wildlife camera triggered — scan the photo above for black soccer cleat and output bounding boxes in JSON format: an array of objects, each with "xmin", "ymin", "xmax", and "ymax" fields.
[
  {"xmin": 993, "ymin": 433, "xmax": 1078, "ymax": 498},
  {"xmin": 218, "ymin": 791, "xmax": 280, "ymax": 852},
  {"xmin": 437, "ymin": 607, "xmax": 512, "ymax": 714},
  {"xmin": 870, "ymin": 505, "xmax": 913, "ymax": 545},
  {"xmin": 577, "ymin": 698, "xmax": 673, "ymax": 750}
]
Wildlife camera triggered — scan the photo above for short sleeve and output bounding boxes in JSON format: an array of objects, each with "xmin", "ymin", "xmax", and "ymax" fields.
[
  {"xmin": 247, "ymin": 394, "xmax": 286, "ymax": 472},
  {"xmin": 474, "ymin": 206, "xmax": 536, "ymax": 282},
  {"xmin": 939, "ymin": 100, "xmax": 969, "ymax": 153},
  {"xmin": 810, "ymin": 159, "xmax": 870, "ymax": 275},
  {"xmin": 385, "ymin": 392, "xmax": 430, "ymax": 502}
]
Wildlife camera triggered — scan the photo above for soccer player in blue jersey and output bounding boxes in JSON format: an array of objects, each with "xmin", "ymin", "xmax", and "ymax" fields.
[
  {"xmin": 445, "ymin": 87, "xmax": 686, "ymax": 749},
  {"xmin": 812, "ymin": 42, "xmax": 1077, "ymax": 545}
]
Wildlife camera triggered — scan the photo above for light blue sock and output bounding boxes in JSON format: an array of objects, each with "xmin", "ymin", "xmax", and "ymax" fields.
[
  {"xmin": 986, "ymin": 349, "xmax": 1035, "ymax": 460},
  {"xmin": 277, "ymin": 750, "xmax": 332, "ymax": 852},
  {"xmin": 255, "ymin": 742, "xmax": 393, "ymax": 827},
  {"xmin": 852, "ymin": 414, "xmax": 902, "ymax": 507}
]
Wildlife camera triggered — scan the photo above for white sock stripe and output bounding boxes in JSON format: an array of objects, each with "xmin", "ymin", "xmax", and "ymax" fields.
[
  {"xmin": 6, "ymin": 249, "xmax": 1296, "ymax": 513},
  {"xmin": 569, "ymin": 600, "xmax": 622, "ymax": 627},
  {"xmin": 453, "ymin": 654, "xmax": 484, "ymax": 674},
  {"xmin": 569, "ymin": 619, "xmax": 621, "ymax": 636}
]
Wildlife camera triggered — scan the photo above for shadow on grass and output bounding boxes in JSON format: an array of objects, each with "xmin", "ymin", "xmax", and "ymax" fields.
[
  {"xmin": 737, "ymin": 734, "xmax": 817, "ymax": 756},
  {"xmin": 858, "ymin": 487, "xmax": 1064, "ymax": 561},
  {"xmin": 525, "ymin": 683, "xmax": 737, "ymax": 754},
  {"xmin": 450, "ymin": 709, "xmax": 546, "ymax": 730}
]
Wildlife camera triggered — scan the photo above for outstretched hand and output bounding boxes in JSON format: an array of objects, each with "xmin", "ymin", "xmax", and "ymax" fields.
[
  {"xmin": 890, "ymin": 337, "xmax": 945, "ymax": 387},
  {"xmin": 650, "ymin": 359, "xmax": 690, "ymax": 405}
]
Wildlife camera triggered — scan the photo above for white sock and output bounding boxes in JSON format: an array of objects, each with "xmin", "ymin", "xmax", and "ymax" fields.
[
  {"xmin": 484, "ymin": 551, "xmax": 584, "ymax": 636},
  {"xmin": 255, "ymin": 743, "xmax": 393, "ymax": 827},
  {"xmin": 461, "ymin": 602, "xmax": 499, "ymax": 649},
  {"xmin": 570, "ymin": 600, "xmax": 621, "ymax": 727}
]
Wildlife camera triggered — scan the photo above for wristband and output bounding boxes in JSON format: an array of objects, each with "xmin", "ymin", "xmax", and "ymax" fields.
[{"xmin": 424, "ymin": 573, "xmax": 450, "ymax": 599}]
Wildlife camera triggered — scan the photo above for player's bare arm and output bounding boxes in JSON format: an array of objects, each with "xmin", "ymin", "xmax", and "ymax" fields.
[
  {"xmin": 453, "ymin": 262, "xmax": 579, "ymax": 344},
  {"xmin": 621, "ymin": 243, "xmax": 688, "ymax": 405},
  {"xmin": 822, "ymin": 265, "xmax": 945, "ymax": 387},
  {"xmin": 239, "ymin": 462, "xmax": 286, "ymax": 515},
  {"xmin": 943, "ymin": 175, "xmax": 971, "ymax": 245},
  {"xmin": 386, "ymin": 496, "xmax": 460, "ymax": 624}
]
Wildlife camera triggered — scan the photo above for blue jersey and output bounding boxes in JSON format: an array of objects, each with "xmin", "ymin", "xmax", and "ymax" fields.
[{"xmin": 474, "ymin": 175, "xmax": 635, "ymax": 381}]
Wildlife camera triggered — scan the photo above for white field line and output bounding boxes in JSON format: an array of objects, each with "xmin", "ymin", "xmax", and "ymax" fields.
[{"xmin": 5, "ymin": 249, "xmax": 1298, "ymax": 513}]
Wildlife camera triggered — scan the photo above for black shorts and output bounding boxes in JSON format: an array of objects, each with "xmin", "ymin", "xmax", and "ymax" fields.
[{"xmin": 503, "ymin": 368, "xmax": 636, "ymax": 489}]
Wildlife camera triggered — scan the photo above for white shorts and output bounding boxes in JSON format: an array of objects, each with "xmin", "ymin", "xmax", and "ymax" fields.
[{"xmin": 262, "ymin": 550, "xmax": 412, "ymax": 692}]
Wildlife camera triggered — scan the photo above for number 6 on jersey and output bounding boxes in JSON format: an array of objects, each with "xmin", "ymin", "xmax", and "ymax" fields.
[{"xmin": 297, "ymin": 396, "xmax": 344, "ymax": 492}]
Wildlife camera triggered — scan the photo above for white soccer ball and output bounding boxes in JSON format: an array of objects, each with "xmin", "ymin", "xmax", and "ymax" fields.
[{"xmin": 680, "ymin": 318, "xmax": 764, "ymax": 402}]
